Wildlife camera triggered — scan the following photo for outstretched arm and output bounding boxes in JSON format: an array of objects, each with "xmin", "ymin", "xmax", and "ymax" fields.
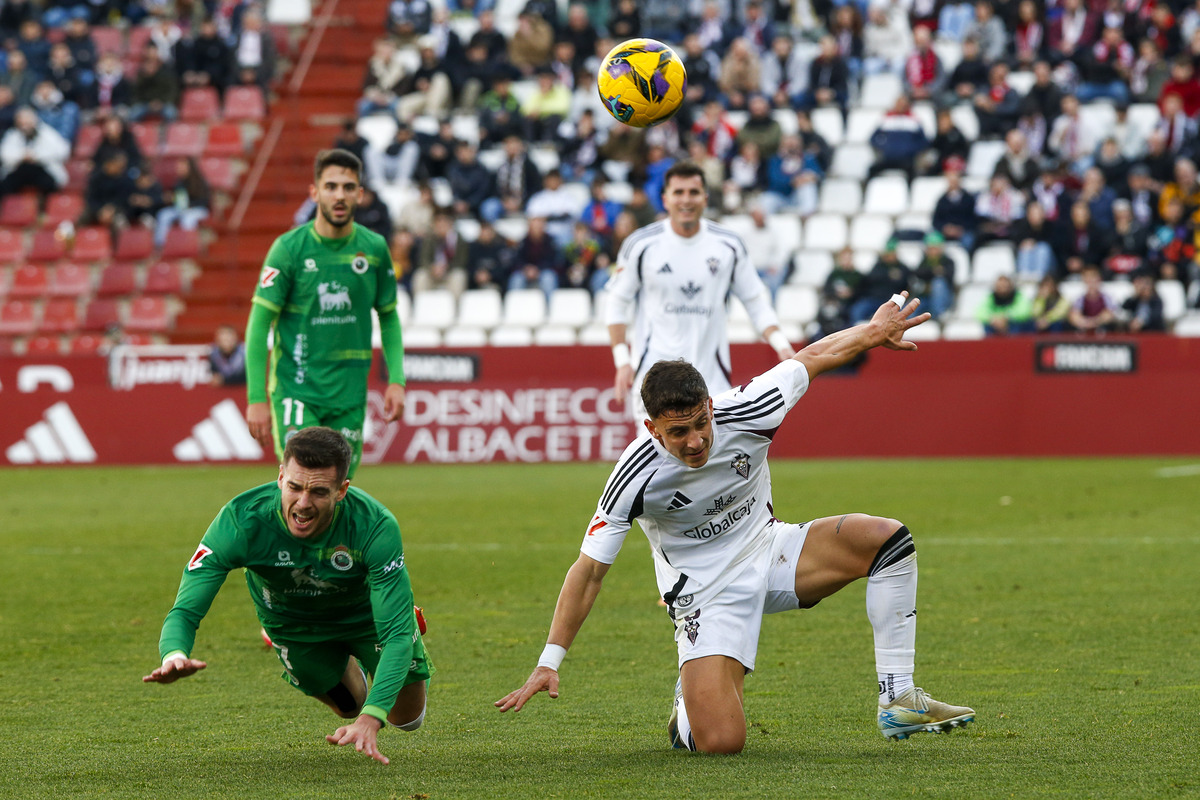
[
  {"xmin": 495, "ymin": 553, "xmax": 611, "ymax": 712},
  {"xmin": 795, "ymin": 292, "xmax": 930, "ymax": 380}
]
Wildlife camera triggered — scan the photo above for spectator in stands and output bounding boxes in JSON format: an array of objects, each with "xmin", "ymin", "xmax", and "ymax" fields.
[
  {"xmin": 1031, "ymin": 275, "xmax": 1071, "ymax": 333},
  {"xmin": 1031, "ymin": 160, "xmax": 1074, "ymax": 221},
  {"xmin": 1094, "ymin": 137, "xmax": 1131, "ymax": 192},
  {"xmin": 681, "ymin": 32, "xmax": 722, "ymax": 107},
  {"xmin": 933, "ymin": 160, "xmax": 978, "ymax": 250},
  {"xmin": 1012, "ymin": 200, "xmax": 1061, "ymax": 281},
  {"xmin": 1023, "ymin": 61, "xmax": 1063, "ymax": 124},
  {"xmin": 1078, "ymin": 167, "xmax": 1118, "ymax": 230},
  {"xmin": 1060, "ymin": 200, "xmax": 1112, "ymax": 277},
  {"xmin": 90, "ymin": 52, "xmax": 132, "ymax": 118},
  {"xmin": 1068, "ymin": 265, "xmax": 1120, "ymax": 332},
  {"xmin": 63, "ymin": 16, "xmax": 98, "ymax": 78},
  {"xmin": 126, "ymin": 163, "xmax": 166, "ymax": 227},
  {"xmin": 478, "ymin": 68, "xmax": 523, "ymax": 146},
  {"xmin": 850, "ymin": 238, "xmax": 913, "ymax": 323},
  {"xmin": 966, "ymin": 0, "xmax": 1007, "ymax": 63},
  {"xmin": 1146, "ymin": 196, "xmax": 1194, "ymax": 281},
  {"xmin": 456, "ymin": 42, "xmax": 497, "ymax": 113},
  {"xmin": 686, "ymin": 136, "xmax": 726, "ymax": 203},
  {"xmin": 1047, "ymin": 94, "xmax": 1096, "ymax": 173},
  {"xmin": 862, "ymin": 1, "xmax": 912, "ymax": 79},
  {"xmin": 763, "ymin": 132, "xmax": 822, "ymax": 216},
  {"xmin": 355, "ymin": 184, "xmax": 394, "ymax": 243},
  {"xmin": 0, "ymin": 86, "xmax": 17, "ymax": 134},
  {"xmin": 30, "ymin": 80, "xmax": 79, "ymax": 145},
  {"xmin": 738, "ymin": 0, "xmax": 777, "ymax": 57},
  {"xmin": 975, "ymin": 173, "xmax": 1026, "ymax": 246},
  {"xmin": 937, "ymin": 0, "xmax": 975, "ymax": 43},
  {"xmin": 445, "ymin": 142, "xmax": 495, "ymax": 220},
  {"xmin": 486, "ymin": 134, "xmax": 542, "ymax": 221},
  {"xmin": 641, "ymin": 0, "xmax": 686, "ymax": 43},
  {"xmin": 390, "ymin": 228, "xmax": 416, "ymax": 291},
  {"xmin": 912, "ymin": 231, "xmax": 956, "ymax": 320},
  {"xmin": 467, "ymin": 220, "xmax": 516, "ymax": 292},
  {"xmin": 1156, "ymin": 93, "xmax": 1197, "ymax": 155},
  {"xmin": 559, "ymin": 109, "xmax": 602, "ymax": 184},
  {"xmin": 209, "ymin": 324, "xmax": 246, "ymax": 387},
  {"xmin": 580, "ymin": 176, "xmax": 622, "ymax": 242},
  {"xmin": 46, "ymin": 43, "xmax": 89, "ymax": 110},
  {"xmin": 719, "ymin": 37, "xmax": 763, "ymax": 111},
  {"xmin": 1122, "ymin": 271, "xmax": 1167, "ymax": 332},
  {"xmin": 81, "ymin": 151, "xmax": 136, "ymax": 227},
  {"xmin": 1158, "ymin": 55, "xmax": 1200, "ymax": 116},
  {"xmin": 1142, "ymin": 129, "xmax": 1177, "ymax": 185},
  {"xmin": 413, "ymin": 209, "xmax": 469, "ymax": 297},
  {"xmin": 1048, "ymin": 0, "xmax": 1100, "ymax": 63},
  {"xmin": 1105, "ymin": 199, "xmax": 1149, "ymax": 277},
  {"xmin": 387, "ymin": 0, "xmax": 433, "ymax": 46},
  {"xmin": 0, "ymin": 106, "xmax": 70, "ymax": 202},
  {"xmin": 155, "ymin": 156, "xmax": 210, "ymax": 248},
  {"xmin": 526, "ymin": 168, "xmax": 583, "ymax": 246},
  {"xmin": 740, "ymin": 202, "xmax": 789, "ymax": 299},
  {"xmin": 416, "ymin": 118, "xmax": 457, "ymax": 181},
  {"xmin": 979, "ymin": 274, "xmax": 1033, "ymax": 335},
  {"xmin": 467, "ymin": 8, "xmax": 508, "ymax": 64},
  {"xmin": 798, "ymin": 35, "xmax": 850, "ymax": 115},
  {"xmin": 357, "ymin": 37, "xmax": 407, "ymax": 118},
  {"xmin": 508, "ymin": 10, "xmax": 554, "ymax": 77},
  {"xmin": 1012, "ymin": 0, "xmax": 1045, "ymax": 69},
  {"xmin": 395, "ymin": 37, "xmax": 453, "ymax": 122},
  {"xmin": 521, "ymin": 66, "xmax": 571, "ymax": 143},
  {"xmin": 607, "ymin": 0, "xmax": 640, "ymax": 42},
  {"xmin": 1143, "ymin": 3, "xmax": 1182, "ymax": 59},
  {"xmin": 1127, "ymin": 164, "xmax": 1161, "ymax": 227},
  {"xmin": 795, "ymin": 110, "xmax": 832, "ymax": 173},
  {"xmin": 176, "ymin": 18, "xmax": 233, "ymax": 93},
  {"xmin": 561, "ymin": 220, "xmax": 606, "ymax": 294},
  {"xmin": 736, "ymin": 94, "xmax": 782, "ymax": 160},
  {"xmin": 1131, "ymin": 39, "xmax": 1170, "ymax": 105},
  {"xmin": 993, "ymin": 129, "xmax": 1041, "ymax": 193},
  {"xmin": 379, "ymin": 121, "xmax": 418, "ymax": 185},
  {"xmin": 816, "ymin": 247, "xmax": 862, "ymax": 339},
  {"xmin": 397, "ymin": 182, "xmax": 434, "ymax": 237},
  {"xmin": 1077, "ymin": 25, "xmax": 1134, "ymax": 104},
  {"xmin": 2, "ymin": 49, "xmax": 37, "ymax": 108},
  {"xmin": 509, "ymin": 215, "xmax": 563, "ymax": 297},
  {"xmin": 919, "ymin": 109, "xmax": 969, "ymax": 176},
  {"xmin": 691, "ymin": 1, "xmax": 726, "ymax": 52},
  {"xmin": 129, "ymin": 47, "xmax": 180, "ymax": 122},
  {"xmin": 974, "ymin": 62, "xmax": 1021, "ymax": 139},
  {"xmin": 940, "ymin": 36, "xmax": 989, "ymax": 108},
  {"xmin": 761, "ymin": 34, "xmax": 808, "ymax": 108},
  {"xmin": 1158, "ymin": 158, "xmax": 1200, "ymax": 224},
  {"xmin": 0, "ymin": 0, "xmax": 34, "ymax": 37},
  {"xmin": 868, "ymin": 93, "xmax": 928, "ymax": 181},
  {"xmin": 828, "ymin": 5, "xmax": 864, "ymax": 85},
  {"xmin": 148, "ymin": 15, "xmax": 183, "ymax": 64},
  {"xmin": 16, "ymin": 19, "xmax": 50, "ymax": 77},
  {"xmin": 902, "ymin": 26, "xmax": 943, "ymax": 103},
  {"xmin": 94, "ymin": 115, "xmax": 144, "ymax": 172},
  {"xmin": 691, "ymin": 99, "xmax": 739, "ymax": 163},
  {"xmin": 561, "ymin": 4, "xmax": 597, "ymax": 75}
]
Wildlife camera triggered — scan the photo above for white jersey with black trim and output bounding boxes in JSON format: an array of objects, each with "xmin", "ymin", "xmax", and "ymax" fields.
[
  {"xmin": 580, "ymin": 359, "xmax": 811, "ymax": 607},
  {"xmin": 604, "ymin": 218, "xmax": 781, "ymax": 396}
]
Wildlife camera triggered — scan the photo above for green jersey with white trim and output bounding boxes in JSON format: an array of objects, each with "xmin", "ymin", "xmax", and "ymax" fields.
[
  {"xmin": 252, "ymin": 221, "xmax": 397, "ymax": 406},
  {"xmin": 158, "ymin": 482, "xmax": 416, "ymax": 713}
]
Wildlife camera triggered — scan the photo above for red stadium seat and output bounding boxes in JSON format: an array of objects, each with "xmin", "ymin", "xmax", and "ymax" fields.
[
  {"xmin": 181, "ymin": 87, "xmax": 221, "ymax": 123},
  {"xmin": 127, "ymin": 25, "xmax": 153, "ymax": 57},
  {"xmin": 0, "ymin": 300, "xmax": 38, "ymax": 335},
  {"xmin": 131, "ymin": 122, "xmax": 162, "ymax": 158},
  {"xmin": 74, "ymin": 124, "xmax": 103, "ymax": 159},
  {"xmin": 25, "ymin": 335, "xmax": 62, "ymax": 356},
  {"xmin": 199, "ymin": 157, "xmax": 236, "ymax": 192},
  {"xmin": 161, "ymin": 228, "xmax": 201, "ymax": 259},
  {"xmin": 8, "ymin": 264, "xmax": 49, "ymax": 298},
  {"xmin": 114, "ymin": 226, "xmax": 154, "ymax": 261},
  {"xmin": 163, "ymin": 123, "xmax": 206, "ymax": 158},
  {"xmin": 96, "ymin": 264, "xmax": 139, "ymax": 297},
  {"xmin": 223, "ymin": 86, "xmax": 266, "ymax": 120},
  {"xmin": 0, "ymin": 194, "xmax": 39, "ymax": 227},
  {"xmin": 67, "ymin": 332, "xmax": 106, "ymax": 355},
  {"xmin": 0, "ymin": 336, "xmax": 17, "ymax": 356},
  {"xmin": 43, "ymin": 193, "xmax": 84, "ymax": 228},
  {"xmin": 125, "ymin": 295, "xmax": 171, "ymax": 332},
  {"xmin": 40, "ymin": 299, "xmax": 80, "ymax": 333},
  {"xmin": 28, "ymin": 230, "xmax": 68, "ymax": 263},
  {"xmin": 66, "ymin": 159, "xmax": 91, "ymax": 192},
  {"xmin": 142, "ymin": 261, "xmax": 183, "ymax": 294},
  {"xmin": 154, "ymin": 157, "xmax": 181, "ymax": 190},
  {"xmin": 0, "ymin": 229, "xmax": 23, "ymax": 263},
  {"xmin": 72, "ymin": 226, "xmax": 113, "ymax": 262},
  {"xmin": 48, "ymin": 263, "xmax": 93, "ymax": 297},
  {"xmin": 81, "ymin": 298, "xmax": 121, "ymax": 332},
  {"xmin": 203, "ymin": 123, "xmax": 243, "ymax": 157},
  {"xmin": 91, "ymin": 26, "xmax": 124, "ymax": 56}
]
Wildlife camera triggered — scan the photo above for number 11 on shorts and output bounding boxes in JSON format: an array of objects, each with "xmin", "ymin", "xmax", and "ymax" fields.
[{"xmin": 281, "ymin": 398, "xmax": 305, "ymax": 426}]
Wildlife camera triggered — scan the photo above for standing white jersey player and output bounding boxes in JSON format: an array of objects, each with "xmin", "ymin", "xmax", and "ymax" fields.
[
  {"xmin": 605, "ymin": 162, "xmax": 795, "ymax": 427},
  {"xmin": 498, "ymin": 292, "xmax": 976, "ymax": 753}
]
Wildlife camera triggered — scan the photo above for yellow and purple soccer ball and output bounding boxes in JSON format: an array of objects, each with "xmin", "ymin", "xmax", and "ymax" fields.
[{"xmin": 596, "ymin": 38, "xmax": 687, "ymax": 128}]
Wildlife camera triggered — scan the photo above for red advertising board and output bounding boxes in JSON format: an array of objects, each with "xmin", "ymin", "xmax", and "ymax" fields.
[{"xmin": 2, "ymin": 337, "xmax": 1199, "ymax": 466}]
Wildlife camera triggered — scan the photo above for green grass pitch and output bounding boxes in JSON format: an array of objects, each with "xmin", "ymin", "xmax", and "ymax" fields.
[{"xmin": 2, "ymin": 457, "xmax": 1198, "ymax": 799}]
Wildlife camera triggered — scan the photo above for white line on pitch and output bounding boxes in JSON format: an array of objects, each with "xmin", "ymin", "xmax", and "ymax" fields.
[{"xmin": 1155, "ymin": 464, "xmax": 1200, "ymax": 478}]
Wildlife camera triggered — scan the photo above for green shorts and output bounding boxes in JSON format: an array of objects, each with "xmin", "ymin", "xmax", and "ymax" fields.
[
  {"xmin": 269, "ymin": 394, "xmax": 365, "ymax": 477},
  {"xmin": 269, "ymin": 625, "xmax": 432, "ymax": 698}
]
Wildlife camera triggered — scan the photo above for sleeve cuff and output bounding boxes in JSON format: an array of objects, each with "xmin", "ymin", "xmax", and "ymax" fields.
[{"xmin": 360, "ymin": 704, "xmax": 389, "ymax": 726}]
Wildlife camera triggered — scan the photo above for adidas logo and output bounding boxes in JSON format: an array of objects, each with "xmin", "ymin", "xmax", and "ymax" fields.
[
  {"xmin": 658, "ymin": 263, "xmax": 673, "ymax": 273},
  {"xmin": 667, "ymin": 491, "xmax": 692, "ymax": 510},
  {"xmin": 174, "ymin": 399, "xmax": 265, "ymax": 462},
  {"xmin": 6, "ymin": 402, "xmax": 96, "ymax": 464}
]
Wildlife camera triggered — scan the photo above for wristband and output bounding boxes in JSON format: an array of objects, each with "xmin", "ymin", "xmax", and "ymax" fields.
[
  {"xmin": 612, "ymin": 343, "xmax": 631, "ymax": 369},
  {"xmin": 537, "ymin": 643, "xmax": 567, "ymax": 671},
  {"xmin": 767, "ymin": 330, "xmax": 790, "ymax": 352},
  {"xmin": 890, "ymin": 293, "xmax": 906, "ymax": 308},
  {"xmin": 162, "ymin": 650, "xmax": 187, "ymax": 667}
]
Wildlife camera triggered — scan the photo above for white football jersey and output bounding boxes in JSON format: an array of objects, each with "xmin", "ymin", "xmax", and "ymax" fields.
[
  {"xmin": 605, "ymin": 219, "xmax": 781, "ymax": 400},
  {"xmin": 580, "ymin": 359, "xmax": 810, "ymax": 608}
]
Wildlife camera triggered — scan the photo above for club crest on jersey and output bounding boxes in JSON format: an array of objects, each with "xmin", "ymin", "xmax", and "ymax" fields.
[
  {"xmin": 351, "ymin": 253, "xmax": 370, "ymax": 274},
  {"xmin": 682, "ymin": 609, "xmax": 701, "ymax": 644},
  {"xmin": 680, "ymin": 281, "xmax": 702, "ymax": 298},
  {"xmin": 330, "ymin": 546, "xmax": 354, "ymax": 571},
  {"xmin": 730, "ymin": 452, "xmax": 751, "ymax": 479},
  {"xmin": 304, "ymin": 259, "xmax": 318, "ymax": 272},
  {"xmin": 707, "ymin": 257, "xmax": 719, "ymax": 275}
]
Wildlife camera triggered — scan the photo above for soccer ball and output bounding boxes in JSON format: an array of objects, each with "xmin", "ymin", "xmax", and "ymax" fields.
[{"xmin": 596, "ymin": 38, "xmax": 687, "ymax": 128}]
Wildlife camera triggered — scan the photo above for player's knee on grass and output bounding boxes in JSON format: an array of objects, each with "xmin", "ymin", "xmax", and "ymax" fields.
[
  {"xmin": 387, "ymin": 681, "xmax": 427, "ymax": 730},
  {"xmin": 691, "ymin": 724, "xmax": 746, "ymax": 755}
]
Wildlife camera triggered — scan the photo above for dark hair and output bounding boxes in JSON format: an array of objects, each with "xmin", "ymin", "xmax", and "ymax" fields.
[
  {"xmin": 313, "ymin": 148, "xmax": 363, "ymax": 184},
  {"xmin": 282, "ymin": 427, "xmax": 352, "ymax": 484},
  {"xmin": 641, "ymin": 359, "xmax": 710, "ymax": 419},
  {"xmin": 662, "ymin": 161, "xmax": 707, "ymax": 192}
]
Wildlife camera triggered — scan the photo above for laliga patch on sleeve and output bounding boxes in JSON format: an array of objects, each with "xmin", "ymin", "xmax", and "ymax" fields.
[
  {"xmin": 188, "ymin": 544, "xmax": 213, "ymax": 571},
  {"xmin": 260, "ymin": 266, "xmax": 280, "ymax": 288}
]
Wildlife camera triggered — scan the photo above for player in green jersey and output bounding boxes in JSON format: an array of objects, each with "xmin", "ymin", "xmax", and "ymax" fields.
[
  {"xmin": 244, "ymin": 149, "xmax": 405, "ymax": 477},
  {"xmin": 143, "ymin": 427, "xmax": 431, "ymax": 765}
]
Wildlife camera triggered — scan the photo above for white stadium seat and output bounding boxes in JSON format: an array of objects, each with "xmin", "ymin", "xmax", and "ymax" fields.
[
  {"xmin": 863, "ymin": 175, "xmax": 910, "ymax": 216},
  {"xmin": 853, "ymin": 249, "xmax": 877, "ymax": 272},
  {"xmin": 904, "ymin": 319, "xmax": 941, "ymax": 341},
  {"xmin": 547, "ymin": 288, "xmax": 594, "ymax": 327},
  {"xmin": 767, "ymin": 214, "xmax": 803, "ymax": 256},
  {"xmin": 1127, "ymin": 103, "xmax": 1161, "ymax": 139},
  {"xmin": 818, "ymin": 178, "xmax": 863, "ymax": 215},
  {"xmin": 458, "ymin": 288, "xmax": 503, "ymax": 329},
  {"xmin": 952, "ymin": 284, "xmax": 991, "ymax": 320},
  {"xmin": 966, "ymin": 139, "xmax": 1006, "ymax": 178},
  {"xmin": 394, "ymin": 290, "xmax": 412, "ymax": 326},
  {"xmin": 895, "ymin": 242, "xmax": 923, "ymax": 267},
  {"xmin": 533, "ymin": 324, "xmax": 577, "ymax": 345},
  {"xmin": 895, "ymin": 213, "xmax": 933, "ymax": 236},
  {"xmin": 790, "ymin": 249, "xmax": 835, "ymax": 286},
  {"xmin": 1102, "ymin": 280, "xmax": 1135, "ymax": 308},
  {"xmin": 941, "ymin": 319, "xmax": 986, "ymax": 340},
  {"xmin": 802, "ymin": 213, "xmax": 849, "ymax": 251},
  {"xmin": 859, "ymin": 73, "xmax": 904, "ymax": 110},
  {"xmin": 1159, "ymin": 279, "xmax": 1187, "ymax": 322},
  {"xmin": 455, "ymin": 218, "xmax": 481, "ymax": 243},
  {"xmin": 909, "ymin": 176, "xmax": 948, "ymax": 214},
  {"xmin": 726, "ymin": 320, "xmax": 760, "ymax": 343},
  {"xmin": 502, "ymin": 288, "xmax": 548, "ymax": 328},
  {"xmin": 949, "ymin": 104, "xmax": 979, "ymax": 141},
  {"xmin": 912, "ymin": 101, "xmax": 937, "ymax": 137},
  {"xmin": 776, "ymin": 284, "xmax": 820, "ymax": 326},
  {"xmin": 493, "ymin": 216, "xmax": 529, "ymax": 243},
  {"xmin": 945, "ymin": 243, "xmax": 972, "ymax": 286},
  {"xmin": 971, "ymin": 245, "xmax": 1016, "ymax": 283},
  {"xmin": 809, "ymin": 106, "xmax": 845, "ymax": 146},
  {"xmin": 444, "ymin": 327, "xmax": 489, "ymax": 347},
  {"xmin": 845, "ymin": 107, "xmax": 884, "ymax": 144},
  {"xmin": 1078, "ymin": 102, "xmax": 1117, "ymax": 138},
  {"xmin": 829, "ymin": 143, "xmax": 875, "ymax": 180},
  {"xmin": 578, "ymin": 324, "xmax": 613, "ymax": 344},
  {"xmin": 933, "ymin": 39, "xmax": 963, "ymax": 72},
  {"xmin": 1173, "ymin": 312, "xmax": 1200, "ymax": 336},
  {"xmin": 773, "ymin": 108, "xmax": 800, "ymax": 136},
  {"xmin": 490, "ymin": 325, "xmax": 535, "ymax": 346},
  {"xmin": 1007, "ymin": 71, "xmax": 1036, "ymax": 95},
  {"xmin": 402, "ymin": 326, "xmax": 443, "ymax": 348},
  {"xmin": 849, "ymin": 214, "xmax": 895, "ymax": 252},
  {"xmin": 412, "ymin": 289, "xmax": 457, "ymax": 331},
  {"xmin": 477, "ymin": 147, "xmax": 506, "ymax": 171}
]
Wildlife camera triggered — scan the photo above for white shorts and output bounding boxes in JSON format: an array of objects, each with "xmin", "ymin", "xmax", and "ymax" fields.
[{"xmin": 669, "ymin": 519, "xmax": 813, "ymax": 672}]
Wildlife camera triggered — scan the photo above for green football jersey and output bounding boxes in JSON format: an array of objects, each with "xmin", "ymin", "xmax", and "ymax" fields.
[
  {"xmin": 252, "ymin": 221, "xmax": 398, "ymax": 406},
  {"xmin": 158, "ymin": 482, "xmax": 416, "ymax": 715}
]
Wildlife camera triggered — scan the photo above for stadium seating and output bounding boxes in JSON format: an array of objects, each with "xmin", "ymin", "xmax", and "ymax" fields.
[
  {"xmin": 0, "ymin": 299, "xmax": 38, "ymax": 335},
  {"xmin": 44, "ymin": 193, "xmax": 84, "ymax": 228},
  {"xmin": 818, "ymin": 178, "xmax": 863, "ymax": 216},
  {"xmin": 8, "ymin": 264, "xmax": 49, "ymax": 299},
  {"xmin": 114, "ymin": 227, "xmax": 155, "ymax": 262},
  {"xmin": 502, "ymin": 288, "xmax": 548, "ymax": 328},
  {"xmin": 125, "ymin": 296, "xmax": 171, "ymax": 333},
  {"xmin": 161, "ymin": 228, "xmax": 202, "ymax": 259},
  {"xmin": 28, "ymin": 230, "xmax": 68, "ymax": 263},
  {"xmin": 142, "ymin": 261, "xmax": 184, "ymax": 295},
  {"xmin": 203, "ymin": 123, "xmax": 244, "ymax": 158},
  {"xmin": 803, "ymin": 213, "xmax": 849, "ymax": 252},
  {"xmin": 131, "ymin": 122, "xmax": 162, "ymax": 158},
  {"xmin": 411, "ymin": 289, "xmax": 457, "ymax": 331},
  {"xmin": 223, "ymin": 86, "xmax": 267, "ymax": 121},
  {"xmin": 163, "ymin": 123, "xmax": 206, "ymax": 159},
  {"xmin": 47, "ymin": 263, "xmax": 93, "ymax": 297},
  {"xmin": 789, "ymin": 250, "xmax": 835, "ymax": 286},
  {"xmin": 971, "ymin": 245, "xmax": 1017, "ymax": 283},
  {"xmin": 849, "ymin": 215, "xmax": 895, "ymax": 252},
  {"xmin": 0, "ymin": 229, "xmax": 24, "ymax": 263},
  {"xmin": 96, "ymin": 264, "xmax": 139, "ymax": 297},
  {"xmin": 73, "ymin": 227, "xmax": 113, "ymax": 262},
  {"xmin": 0, "ymin": 194, "xmax": 39, "ymax": 227},
  {"xmin": 40, "ymin": 299, "xmax": 81, "ymax": 333},
  {"xmin": 863, "ymin": 175, "xmax": 910, "ymax": 216},
  {"xmin": 68, "ymin": 332, "xmax": 106, "ymax": 355},
  {"xmin": 180, "ymin": 88, "xmax": 221, "ymax": 123},
  {"xmin": 458, "ymin": 289, "xmax": 503, "ymax": 330},
  {"xmin": 775, "ymin": 285, "xmax": 820, "ymax": 327},
  {"xmin": 25, "ymin": 335, "xmax": 61, "ymax": 356}
]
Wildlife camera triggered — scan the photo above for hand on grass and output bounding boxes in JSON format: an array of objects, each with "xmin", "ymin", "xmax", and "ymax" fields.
[
  {"xmin": 326, "ymin": 715, "xmax": 389, "ymax": 765},
  {"xmin": 494, "ymin": 666, "xmax": 559, "ymax": 712},
  {"xmin": 142, "ymin": 656, "xmax": 207, "ymax": 684}
]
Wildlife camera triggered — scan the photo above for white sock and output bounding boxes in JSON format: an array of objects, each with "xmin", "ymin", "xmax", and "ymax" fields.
[
  {"xmin": 673, "ymin": 691, "xmax": 696, "ymax": 751},
  {"xmin": 866, "ymin": 552, "xmax": 917, "ymax": 703}
]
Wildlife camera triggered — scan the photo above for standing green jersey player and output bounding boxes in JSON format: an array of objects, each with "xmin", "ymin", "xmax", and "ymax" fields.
[
  {"xmin": 244, "ymin": 148, "xmax": 405, "ymax": 477},
  {"xmin": 144, "ymin": 427, "xmax": 432, "ymax": 765}
]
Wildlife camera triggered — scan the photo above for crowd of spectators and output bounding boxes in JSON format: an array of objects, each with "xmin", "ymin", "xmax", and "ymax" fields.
[{"xmin": 347, "ymin": 0, "xmax": 1200, "ymax": 337}]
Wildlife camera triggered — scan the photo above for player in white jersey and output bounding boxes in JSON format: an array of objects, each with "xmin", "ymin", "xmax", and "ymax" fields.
[
  {"xmin": 497, "ymin": 292, "xmax": 975, "ymax": 752},
  {"xmin": 605, "ymin": 162, "xmax": 795, "ymax": 428}
]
